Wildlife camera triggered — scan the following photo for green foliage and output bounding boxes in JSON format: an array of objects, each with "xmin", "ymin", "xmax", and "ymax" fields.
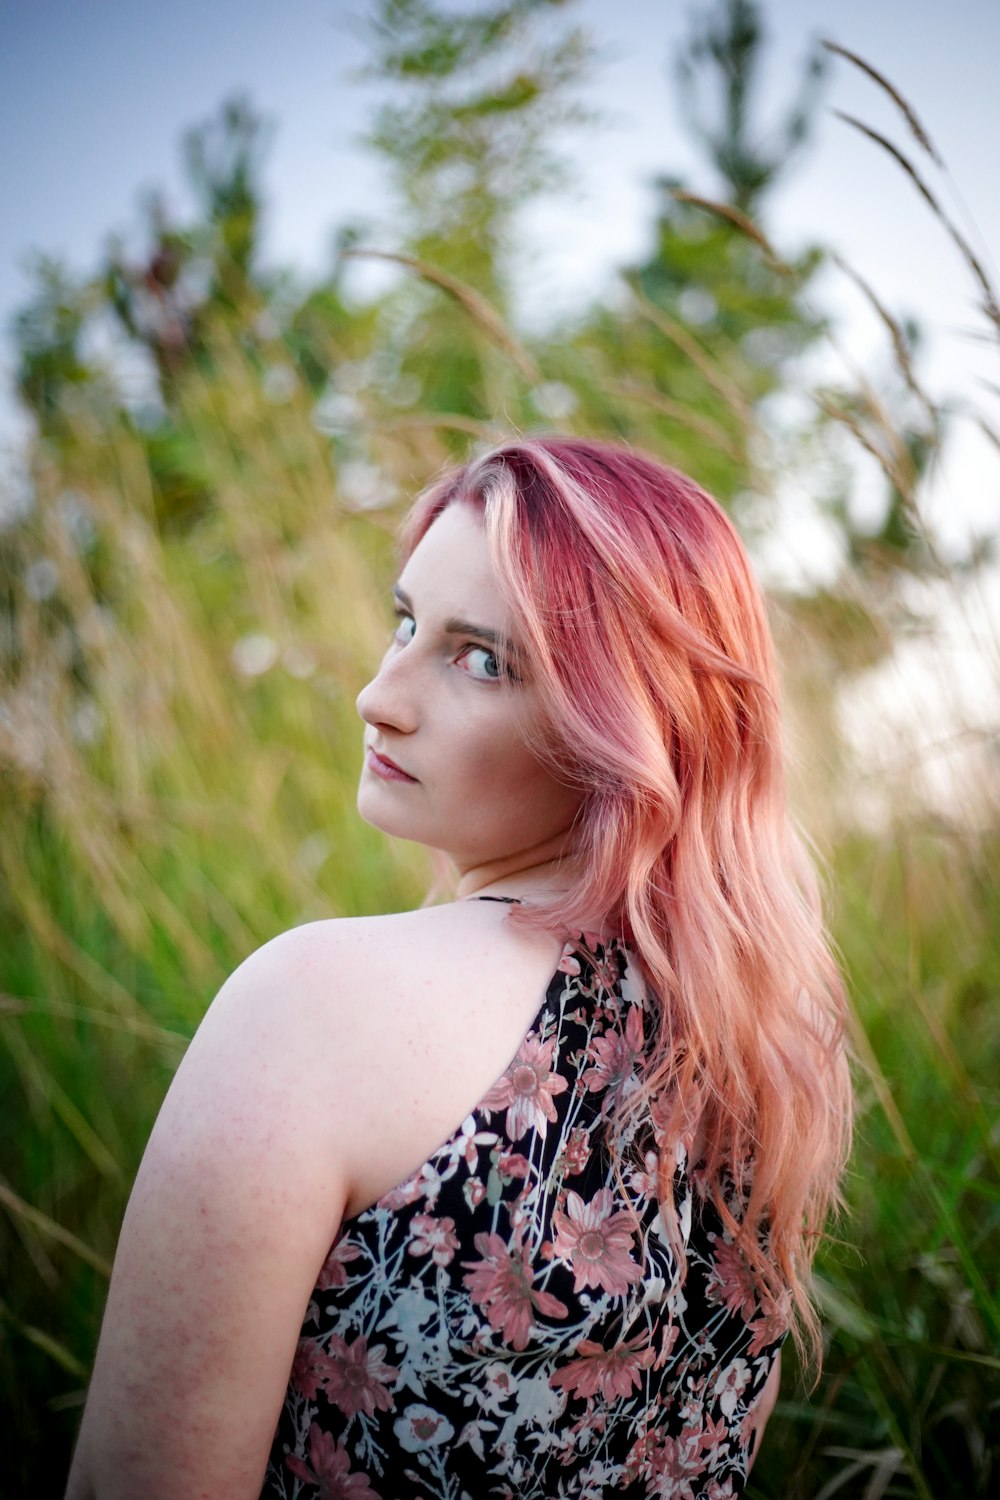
[
  {"xmin": 12, "ymin": 260, "xmax": 106, "ymax": 434},
  {"xmin": 355, "ymin": 0, "xmax": 598, "ymax": 273},
  {"xmin": 675, "ymin": 0, "xmax": 829, "ymax": 213},
  {"xmin": 1, "ymin": 3, "xmax": 998, "ymax": 1495},
  {"xmin": 750, "ymin": 828, "xmax": 1000, "ymax": 1499}
]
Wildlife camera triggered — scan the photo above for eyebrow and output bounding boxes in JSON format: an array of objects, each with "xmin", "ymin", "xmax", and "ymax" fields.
[{"xmin": 392, "ymin": 583, "xmax": 523, "ymax": 664}]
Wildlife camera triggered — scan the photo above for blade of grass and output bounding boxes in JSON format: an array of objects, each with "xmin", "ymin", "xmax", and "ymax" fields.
[
  {"xmin": 340, "ymin": 247, "xmax": 543, "ymax": 385},
  {"xmin": 605, "ymin": 378, "xmax": 747, "ymax": 462},
  {"xmin": 668, "ymin": 189, "xmax": 792, "ymax": 275},
  {"xmin": 821, "ymin": 40, "xmax": 942, "ymax": 164},
  {"xmin": 0, "ymin": 992, "xmax": 187, "ymax": 1052},
  {"xmin": 3, "ymin": 1021, "xmax": 122, "ymax": 1179},
  {"xmin": 0, "ymin": 1180, "xmax": 113, "ymax": 1278},
  {"xmin": 831, "ymin": 112, "xmax": 1000, "ymax": 337},
  {"xmin": 830, "ymin": 252, "xmax": 940, "ymax": 432},
  {"xmin": 0, "ymin": 1299, "xmax": 90, "ymax": 1380},
  {"xmin": 624, "ymin": 281, "xmax": 755, "ymax": 428}
]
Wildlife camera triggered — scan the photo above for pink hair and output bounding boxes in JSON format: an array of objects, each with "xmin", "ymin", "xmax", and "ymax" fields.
[{"xmin": 397, "ymin": 435, "xmax": 852, "ymax": 1373}]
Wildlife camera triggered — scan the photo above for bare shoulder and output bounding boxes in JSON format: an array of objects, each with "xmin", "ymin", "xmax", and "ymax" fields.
[
  {"xmin": 209, "ymin": 899, "xmax": 562, "ymax": 1113},
  {"xmin": 259, "ymin": 901, "xmax": 562, "ymax": 1060},
  {"xmin": 253, "ymin": 898, "xmax": 565, "ymax": 1025},
  {"xmin": 68, "ymin": 903, "xmax": 569, "ymax": 1499},
  {"xmin": 69, "ymin": 914, "xmax": 480, "ymax": 1499},
  {"xmin": 256, "ymin": 901, "xmax": 568, "ymax": 1220}
]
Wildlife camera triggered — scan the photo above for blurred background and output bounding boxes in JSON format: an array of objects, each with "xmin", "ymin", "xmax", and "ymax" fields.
[{"xmin": 1, "ymin": 1, "xmax": 997, "ymax": 1495}]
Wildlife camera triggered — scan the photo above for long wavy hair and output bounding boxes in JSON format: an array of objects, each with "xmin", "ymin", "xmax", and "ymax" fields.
[{"xmin": 397, "ymin": 435, "xmax": 852, "ymax": 1373}]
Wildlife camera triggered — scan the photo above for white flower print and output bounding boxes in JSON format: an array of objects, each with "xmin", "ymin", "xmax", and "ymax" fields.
[
  {"xmin": 714, "ymin": 1356, "xmax": 752, "ymax": 1417},
  {"xmin": 393, "ymin": 1403, "xmax": 454, "ymax": 1452}
]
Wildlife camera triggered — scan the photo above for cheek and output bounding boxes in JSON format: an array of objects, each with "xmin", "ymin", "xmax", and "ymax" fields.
[{"xmin": 450, "ymin": 712, "xmax": 580, "ymax": 830}]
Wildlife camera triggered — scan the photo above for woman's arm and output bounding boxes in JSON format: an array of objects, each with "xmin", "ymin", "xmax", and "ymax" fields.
[
  {"xmin": 65, "ymin": 924, "xmax": 355, "ymax": 1500},
  {"xmin": 747, "ymin": 1350, "xmax": 782, "ymax": 1473}
]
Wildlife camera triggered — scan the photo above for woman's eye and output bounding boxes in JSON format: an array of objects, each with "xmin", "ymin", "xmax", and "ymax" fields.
[
  {"xmin": 392, "ymin": 611, "xmax": 415, "ymax": 645},
  {"xmin": 460, "ymin": 645, "xmax": 503, "ymax": 681},
  {"xmin": 390, "ymin": 608, "xmax": 513, "ymax": 683}
]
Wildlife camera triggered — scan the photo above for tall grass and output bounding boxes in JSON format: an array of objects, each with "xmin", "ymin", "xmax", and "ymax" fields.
[
  {"xmin": 0, "ymin": 315, "xmax": 441, "ymax": 1491},
  {"xmin": 748, "ymin": 43, "xmax": 1000, "ymax": 1498},
  {"xmin": 1, "ymin": 56, "xmax": 999, "ymax": 1500}
]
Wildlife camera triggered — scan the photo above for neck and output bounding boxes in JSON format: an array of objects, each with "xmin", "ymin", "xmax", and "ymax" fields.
[
  {"xmin": 455, "ymin": 845, "xmax": 620, "ymax": 944},
  {"xmin": 453, "ymin": 836, "xmax": 580, "ymax": 903}
]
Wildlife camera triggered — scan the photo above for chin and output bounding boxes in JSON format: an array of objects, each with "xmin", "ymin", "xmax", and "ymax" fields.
[{"xmin": 357, "ymin": 782, "xmax": 412, "ymax": 837}]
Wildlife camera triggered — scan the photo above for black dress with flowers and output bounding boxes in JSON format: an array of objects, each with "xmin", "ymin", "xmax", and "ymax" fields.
[{"xmin": 260, "ymin": 899, "xmax": 788, "ymax": 1500}]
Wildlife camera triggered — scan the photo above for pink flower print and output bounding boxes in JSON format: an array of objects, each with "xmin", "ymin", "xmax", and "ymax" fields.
[
  {"xmin": 649, "ymin": 1087, "xmax": 679, "ymax": 1151},
  {"xmin": 648, "ymin": 1429, "xmax": 705, "ymax": 1498},
  {"xmin": 460, "ymin": 1228, "xmax": 569, "ymax": 1350},
  {"xmin": 562, "ymin": 1125, "xmax": 592, "ymax": 1175},
  {"xmin": 456, "ymin": 1416, "xmax": 500, "ymax": 1461},
  {"xmin": 698, "ymin": 1414, "xmax": 728, "ymax": 1451},
  {"xmin": 569, "ymin": 1404, "xmax": 609, "ymax": 1442},
  {"xmin": 509, "ymin": 1197, "xmax": 531, "ymax": 1234},
  {"xmin": 285, "ymin": 1423, "xmax": 381, "ymax": 1497},
  {"xmin": 317, "ymin": 1235, "xmax": 364, "ymax": 1291},
  {"xmin": 746, "ymin": 1290, "xmax": 792, "ymax": 1355},
  {"xmin": 320, "ymin": 1333, "xmax": 399, "ymax": 1420},
  {"xmin": 408, "ymin": 1212, "xmax": 461, "ymax": 1267},
  {"xmin": 627, "ymin": 1147, "xmax": 661, "ymax": 1203},
  {"xmin": 551, "ymin": 1186, "xmax": 643, "ymax": 1296},
  {"xmin": 466, "ymin": 1176, "xmax": 487, "ymax": 1208},
  {"xmin": 713, "ymin": 1356, "xmax": 752, "ymax": 1418},
  {"xmin": 677, "ymin": 1393, "xmax": 705, "ymax": 1427},
  {"xmin": 623, "ymin": 1428, "xmax": 656, "ymax": 1487},
  {"xmin": 393, "ymin": 1403, "xmax": 455, "ymax": 1452},
  {"xmin": 480, "ymin": 1032, "xmax": 568, "ymax": 1141},
  {"xmin": 704, "ymin": 1235, "xmax": 760, "ymax": 1322},
  {"xmin": 581, "ymin": 1004, "xmax": 644, "ymax": 1115},
  {"xmin": 482, "ymin": 1359, "xmax": 519, "ymax": 1408},
  {"xmin": 653, "ymin": 1319, "xmax": 680, "ymax": 1370},
  {"xmin": 497, "ymin": 1149, "xmax": 532, "ymax": 1180},
  {"xmin": 375, "ymin": 1174, "xmax": 426, "ymax": 1212},
  {"xmin": 704, "ymin": 1479, "xmax": 738, "ymax": 1500},
  {"xmin": 577, "ymin": 938, "xmax": 621, "ymax": 992},
  {"xmin": 550, "ymin": 1329, "xmax": 655, "ymax": 1401},
  {"xmin": 290, "ymin": 1337, "xmax": 332, "ymax": 1401},
  {"xmin": 448, "ymin": 1114, "xmax": 499, "ymax": 1171},
  {"xmin": 557, "ymin": 942, "xmax": 582, "ymax": 976}
]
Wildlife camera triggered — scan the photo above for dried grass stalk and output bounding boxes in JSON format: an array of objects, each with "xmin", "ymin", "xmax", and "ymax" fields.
[
  {"xmin": 341, "ymin": 247, "xmax": 543, "ymax": 385},
  {"xmin": 606, "ymin": 378, "xmax": 746, "ymax": 463},
  {"xmin": 669, "ymin": 189, "xmax": 792, "ymax": 274},
  {"xmin": 626, "ymin": 284, "xmax": 755, "ymax": 430},
  {"xmin": 821, "ymin": 39, "xmax": 943, "ymax": 165},
  {"xmin": 832, "ymin": 112, "xmax": 1000, "ymax": 337},
  {"xmin": 831, "ymin": 251, "xmax": 940, "ymax": 434}
]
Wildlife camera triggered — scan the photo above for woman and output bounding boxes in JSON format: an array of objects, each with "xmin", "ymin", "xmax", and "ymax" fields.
[{"xmin": 66, "ymin": 436, "xmax": 852, "ymax": 1499}]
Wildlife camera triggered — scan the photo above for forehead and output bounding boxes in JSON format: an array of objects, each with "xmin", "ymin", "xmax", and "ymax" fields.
[{"xmin": 399, "ymin": 502, "xmax": 508, "ymax": 618}]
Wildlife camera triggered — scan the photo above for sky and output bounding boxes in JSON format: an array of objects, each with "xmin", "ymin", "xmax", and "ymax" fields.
[{"xmin": 1, "ymin": 0, "xmax": 998, "ymax": 559}]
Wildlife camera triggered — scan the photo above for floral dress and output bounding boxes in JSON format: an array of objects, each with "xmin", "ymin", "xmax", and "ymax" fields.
[{"xmin": 260, "ymin": 899, "xmax": 788, "ymax": 1499}]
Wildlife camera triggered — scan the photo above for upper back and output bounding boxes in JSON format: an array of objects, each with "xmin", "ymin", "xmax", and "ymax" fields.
[
  {"xmin": 281, "ymin": 897, "xmax": 572, "ymax": 1220},
  {"xmin": 259, "ymin": 900, "xmax": 788, "ymax": 1499}
]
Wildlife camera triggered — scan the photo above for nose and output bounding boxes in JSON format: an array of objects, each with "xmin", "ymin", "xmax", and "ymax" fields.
[{"xmin": 355, "ymin": 642, "xmax": 420, "ymax": 736}]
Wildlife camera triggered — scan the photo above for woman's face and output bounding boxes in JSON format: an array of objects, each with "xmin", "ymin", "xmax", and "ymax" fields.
[{"xmin": 355, "ymin": 500, "xmax": 583, "ymax": 875}]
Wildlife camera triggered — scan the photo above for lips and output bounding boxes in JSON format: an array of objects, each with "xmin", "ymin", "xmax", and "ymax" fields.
[{"xmin": 368, "ymin": 744, "xmax": 417, "ymax": 780}]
